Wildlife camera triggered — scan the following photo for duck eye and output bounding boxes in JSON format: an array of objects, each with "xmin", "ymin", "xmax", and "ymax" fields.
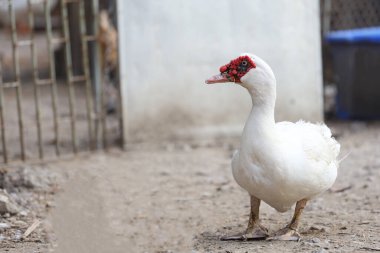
[{"xmin": 241, "ymin": 60, "xmax": 248, "ymax": 66}]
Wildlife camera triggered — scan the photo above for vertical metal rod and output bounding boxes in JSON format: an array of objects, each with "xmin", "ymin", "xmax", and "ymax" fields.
[
  {"xmin": 60, "ymin": 0, "xmax": 77, "ymax": 153},
  {"xmin": 322, "ymin": 0, "xmax": 332, "ymax": 36},
  {"xmin": 45, "ymin": 0, "xmax": 60, "ymax": 156},
  {"xmin": 91, "ymin": 0, "xmax": 103, "ymax": 149},
  {"xmin": 9, "ymin": 0, "xmax": 26, "ymax": 161},
  {"xmin": 116, "ymin": 67, "xmax": 123, "ymax": 149},
  {"xmin": 116, "ymin": 0, "xmax": 128, "ymax": 148},
  {"xmin": 97, "ymin": 4, "xmax": 107, "ymax": 150},
  {"xmin": 28, "ymin": 0, "xmax": 44, "ymax": 159},
  {"xmin": 100, "ymin": 72, "xmax": 107, "ymax": 150},
  {"xmin": 0, "ymin": 62, "xmax": 8, "ymax": 163},
  {"xmin": 78, "ymin": 0, "xmax": 95, "ymax": 149}
]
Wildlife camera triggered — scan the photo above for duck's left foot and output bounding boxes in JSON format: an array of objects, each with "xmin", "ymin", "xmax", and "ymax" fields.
[
  {"xmin": 266, "ymin": 227, "xmax": 301, "ymax": 241},
  {"xmin": 220, "ymin": 225, "xmax": 269, "ymax": 241}
]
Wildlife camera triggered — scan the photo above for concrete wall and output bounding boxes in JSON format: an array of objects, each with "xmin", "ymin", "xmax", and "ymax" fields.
[{"xmin": 117, "ymin": 0, "xmax": 323, "ymax": 140}]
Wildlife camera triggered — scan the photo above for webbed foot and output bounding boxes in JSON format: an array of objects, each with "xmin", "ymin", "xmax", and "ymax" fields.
[
  {"xmin": 221, "ymin": 225, "xmax": 269, "ymax": 241},
  {"xmin": 266, "ymin": 227, "xmax": 301, "ymax": 241}
]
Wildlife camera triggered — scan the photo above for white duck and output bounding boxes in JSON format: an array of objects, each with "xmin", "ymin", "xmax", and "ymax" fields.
[{"xmin": 205, "ymin": 53, "xmax": 340, "ymax": 241}]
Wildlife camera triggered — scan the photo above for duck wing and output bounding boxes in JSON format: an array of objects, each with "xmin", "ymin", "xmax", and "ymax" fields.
[{"xmin": 276, "ymin": 121, "xmax": 340, "ymax": 167}]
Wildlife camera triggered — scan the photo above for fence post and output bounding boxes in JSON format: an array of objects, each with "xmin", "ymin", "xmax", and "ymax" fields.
[{"xmin": 116, "ymin": 0, "xmax": 128, "ymax": 149}]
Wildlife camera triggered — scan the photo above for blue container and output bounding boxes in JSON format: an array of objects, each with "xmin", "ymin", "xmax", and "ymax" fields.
[{"xmin": 326, "ymin": 27, "xmax": 380, "ymax": 119}]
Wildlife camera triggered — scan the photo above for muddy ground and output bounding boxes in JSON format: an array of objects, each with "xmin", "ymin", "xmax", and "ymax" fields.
[{"xmin": 1, "ymin": 121, "xmax": 380, "ymax": 253}]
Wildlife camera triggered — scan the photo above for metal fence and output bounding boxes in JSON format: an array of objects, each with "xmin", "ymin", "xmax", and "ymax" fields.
[
  {"xmin": 321, "ymin": 0, "xmax": 380, "ymax": 34},
  {"xmin": 0, "ymin": 0, "xmax": 122, "ymax": 164}
]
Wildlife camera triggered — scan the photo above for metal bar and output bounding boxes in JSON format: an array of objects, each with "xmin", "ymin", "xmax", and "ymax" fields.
[
  {"xmin": 0, "ymin": 61, "xmax": 8, "ymax": 163},
  {"xmin": 61, "ymin": 0, "xmax": 77, "ymax": 153},
  {"xmin": 52, "ymin": 37, "xmax": 67, "ymax": 44},
  {"xmin": 71, "ymin": 75, "xmax": 86, "ymax": 83},
  {"xmin": 1, "ymin": 150, "xmax": 93, "ymax": 167},
  {"xmin": 28, "ymin": 0, "xmax": 44, "ymax": 159},
  {"xmin": 0, "ymin": 147, "xmax": 122, "ymax": 167},
  {"xmin": 79, "ymin": 0, "xmax": 95, "ymax": 149},
  {"xmin": 100, "ymin": 74, "xmax": 107, "ymax": 150},
  {"xmin": 83, "ymin": 35, "xmax": 97, "ymax": 41},
  {"xmin": 116, "ymin": 0, "xmax": 128, "ymax": 148},
  {"xmin": 91, "ymin": 0, "xmax": 104, "ymax": 149},
  {"xmin": 36, "ymin": 79, "xmax": 52, "ymax": 86},
  {"xmin": 45, "ymin": 0, "xmax": 60, "ymax": 156},
  {"xmin": 17, "ymin": 40, "xmax": 32, "ymax": 47},
  {"xmin": 1, "ymin": 82, "xmax": 19, "ymax": 88},
  {"xmin": 97, "ymin": 3, "xmax": 107, "ymax": 150},
  {"xmin": 9, "ymin": 0, "xmax": 26, "ymax": 161},
  {"xmin": 322, "ymin": 0, "xmax": 332, "ymax": 36}
]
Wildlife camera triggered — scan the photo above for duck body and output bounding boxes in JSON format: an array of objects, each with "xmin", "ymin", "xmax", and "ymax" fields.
[{"xmin": 232, "ymin": 119, "xmax": 339, "ymax": 212}]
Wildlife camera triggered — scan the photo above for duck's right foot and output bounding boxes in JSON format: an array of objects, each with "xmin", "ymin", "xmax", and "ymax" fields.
[{"xmin": 220, "ymin": 225, "xmax": 269, "ymax": 241}]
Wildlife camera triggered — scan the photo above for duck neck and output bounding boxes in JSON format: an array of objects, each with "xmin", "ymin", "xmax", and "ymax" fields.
[{"xmin": 242, "ymin": 88, "xmax": 276, "ymax": 146}]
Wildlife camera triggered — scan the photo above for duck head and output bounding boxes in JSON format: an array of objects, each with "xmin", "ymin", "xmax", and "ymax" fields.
[{"xmin": 205, "ymin": 53, "xmax": 276, "ymax": 104}]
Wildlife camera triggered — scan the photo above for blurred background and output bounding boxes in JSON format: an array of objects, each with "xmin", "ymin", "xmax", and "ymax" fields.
[
  {"xmin": 1, "ymin": 1, "xmax": 380, "ymax": 252},
  {"xmin": 0, "ymin": 0, "xmax": 380, "ymax": 163}
]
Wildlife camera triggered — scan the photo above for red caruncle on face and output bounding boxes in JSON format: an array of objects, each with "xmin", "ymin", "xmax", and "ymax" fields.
[{"xmin": 219, "ymin": 55, "xmax": 256, "ymax": 83}]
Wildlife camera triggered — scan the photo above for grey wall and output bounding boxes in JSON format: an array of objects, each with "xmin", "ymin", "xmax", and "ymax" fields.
[{"xmin": 117, "ymin": 0, "xmax": 323, "ymax": 140}]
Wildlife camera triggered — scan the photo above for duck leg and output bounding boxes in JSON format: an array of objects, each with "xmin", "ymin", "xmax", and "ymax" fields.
[
  {"xmin": 221, "ymin": 195, "xmax": 269, "ymax": 241},
  {"xmin": 267, "ymin": 199, "xmax": 308, "ymax": 241}
]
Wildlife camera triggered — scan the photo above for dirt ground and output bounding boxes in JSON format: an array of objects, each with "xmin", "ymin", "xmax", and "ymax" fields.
[{"xmin": 2, "ymin": 121, "xmax": 379, "ymax": 253}]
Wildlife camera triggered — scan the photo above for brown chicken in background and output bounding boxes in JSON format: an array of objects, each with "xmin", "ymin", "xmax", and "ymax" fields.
[
  {"xmin": 99, "ymin": 10, "xmax": 118, "ymax": 70},
  {"xmin": 98, "ymin": 10, "xmax": 118, "ymax": 114}
]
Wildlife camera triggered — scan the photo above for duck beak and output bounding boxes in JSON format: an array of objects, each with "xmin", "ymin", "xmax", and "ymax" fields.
[{"xmin": 205, "ymin": 73, "xmax": 230, "ymax": 84}]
